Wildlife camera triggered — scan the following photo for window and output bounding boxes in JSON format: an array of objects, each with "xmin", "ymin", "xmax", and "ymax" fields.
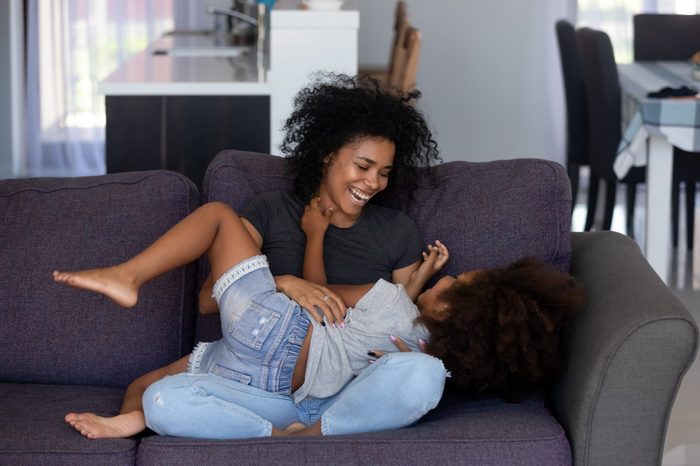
[{"xmin": 27, "ymin": 0, "xmax": 174, "ymax": 176}]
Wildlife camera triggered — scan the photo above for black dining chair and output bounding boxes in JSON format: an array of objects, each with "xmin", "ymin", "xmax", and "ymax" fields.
[
  {"xmin": 633, "ymin": 13, "xmax": 700, "ymax": 249},
  {"xmin": 577, "ymin": 27, "xmax": 646, "ymax": 234},
  {"xmin": 555, "ymin": 19, "xmax": 591, "ymax": 215}
]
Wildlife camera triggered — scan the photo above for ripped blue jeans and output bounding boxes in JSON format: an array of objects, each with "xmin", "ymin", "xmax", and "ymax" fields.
[{"xmin": 144, "ymin": 351, "xmax": 446, "ymax": 439}]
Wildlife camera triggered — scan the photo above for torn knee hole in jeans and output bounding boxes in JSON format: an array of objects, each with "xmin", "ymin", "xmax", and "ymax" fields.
[{"xmin": 152, "ymin": 391, "xmax": 164, "ymax": 407}]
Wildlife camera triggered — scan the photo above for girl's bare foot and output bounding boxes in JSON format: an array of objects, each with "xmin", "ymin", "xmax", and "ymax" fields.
[
  {"xmin": 64, "ymin": 411, "xmax": 146, "ymax": 439},
  {"xmin": 271, "ymin": 422, "xmax": 308, "ymax": 437},
  {"xmin": 53, "ymin": 267, "xmax": 138, "ymax": 308},
  {"xmin": 283, "ymin": 422, "xmax": 307, "ymax": 434},
  {"xmin": 284, "ymin": 420, "xmax": 322, "ymax": 436}
]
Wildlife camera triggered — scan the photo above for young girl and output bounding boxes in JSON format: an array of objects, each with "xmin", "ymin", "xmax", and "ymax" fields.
[{"xmin": 302, "ymin": 196, "xmax": 584, "ymax": 406}]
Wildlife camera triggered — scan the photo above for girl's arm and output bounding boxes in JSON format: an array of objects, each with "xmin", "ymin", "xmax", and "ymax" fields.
[
  {"xmin": 303, "ymin": 230, "xmax": 327, "ymax": 285},
  {"xmin": 391, "ymin": 260, "xmax": 421, "ymax": 287},
  {"xmin": 300, "ymin": 198, "xmax": 380, "ymax": 308},
  {"xmin": 301, "ymin": 197, "xmax": 333, "ymax": 285},
  {"xmin": 404, "ymin": 241, "xmax": 449, "ymax": 301}
]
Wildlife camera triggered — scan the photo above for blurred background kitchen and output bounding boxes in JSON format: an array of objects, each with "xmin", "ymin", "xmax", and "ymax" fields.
[{"xmin": 4, "ymin": 0, "xmax": 696, "ymax": 180}]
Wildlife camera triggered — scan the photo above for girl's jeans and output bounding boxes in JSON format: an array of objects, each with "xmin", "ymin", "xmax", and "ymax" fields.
[{"xmin": 143, "ymin": 351, "xmax": 446, "ymax": 438}]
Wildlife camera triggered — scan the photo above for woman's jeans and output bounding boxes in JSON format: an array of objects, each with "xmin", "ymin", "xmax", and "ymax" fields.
[{"xmin": 143, "ymin": 351, "xmax": 446, "ymax": 439}]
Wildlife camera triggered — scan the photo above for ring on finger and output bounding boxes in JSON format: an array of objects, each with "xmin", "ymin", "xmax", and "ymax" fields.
[{"xmin": 322, "ymin": 295, "xmax": 330, "ymax": 302}]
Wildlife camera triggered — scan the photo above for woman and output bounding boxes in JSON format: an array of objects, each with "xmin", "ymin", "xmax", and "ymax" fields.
[
  {"xmin": 200, "ymin": 73, "xmax": 440, "ymax": 319},
  {"xmin": 64, "ymin": 73, "xmax": 444, "ymax": 439}
]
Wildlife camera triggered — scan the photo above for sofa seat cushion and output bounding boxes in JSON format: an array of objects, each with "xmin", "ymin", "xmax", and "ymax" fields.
[
  {"xmin": 135, "ymin": 392, "xmax": 570, "ymax": 466},
  {"xmin": 0, "ymin": 383, "xmax": 136, "ymax": 465},
  {"xmin": 0, "ymin": 171, "xmax": 200, "ymax": 387}
]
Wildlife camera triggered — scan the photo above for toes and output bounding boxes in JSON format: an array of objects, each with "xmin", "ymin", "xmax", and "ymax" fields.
[
  {"xmin": 75, "ymin": 423, "xmax": 92, "ymax": 438},
  {"xmin": 283, "ymin": 422, "xmax": 307, "ymax": 434},
  {"xmin": 54, "ymin": 271, "xmax": 70, "ymax": 282}
]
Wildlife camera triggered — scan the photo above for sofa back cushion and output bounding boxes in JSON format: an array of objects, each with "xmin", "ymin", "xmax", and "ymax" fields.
[
  {"xmin": 197, "ymin": 150, "xmax": 571, "ymax": 341},
  {"xmin": 0, "ymin": 171, "xmax": 199, "ymax": 387}
]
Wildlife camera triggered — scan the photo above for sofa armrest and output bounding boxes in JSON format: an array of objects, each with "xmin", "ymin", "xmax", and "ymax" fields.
[{"xmin": 549, "ymin": 231, "xmax": 698, "ymax": 466}]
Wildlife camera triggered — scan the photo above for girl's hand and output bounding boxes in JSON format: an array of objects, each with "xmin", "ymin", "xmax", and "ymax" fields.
[
  {"xmin": 275, "ymin": 275, "xmax": 346, "ymax": 326},
  {"xmin": 301, "ymin": 197, "xmax": 334, "ymax": 238},
  {"xmin": 411, "ymin": 240, "xmax": 449, "ymax": 283},
  {"xmin": 421, "ymin": 240, "xmax": 449, "ymax": 274},
  {"xmin": 368, "ymin": 335, "xmax": 428, "ymax": 361}
]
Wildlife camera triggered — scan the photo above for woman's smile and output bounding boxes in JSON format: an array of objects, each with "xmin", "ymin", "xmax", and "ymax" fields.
[{"xmin": 348, "ymin": 186, "xmax": 373, "ymax": 205}]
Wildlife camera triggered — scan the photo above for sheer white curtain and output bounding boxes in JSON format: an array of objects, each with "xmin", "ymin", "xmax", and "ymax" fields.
[
  {"xmin": 25, "ymin": 0, "xmax": 175, "ymax": 177},
  {"xmin": 577, "ymin": 0, "xmax": 700, "ymax": 62}
]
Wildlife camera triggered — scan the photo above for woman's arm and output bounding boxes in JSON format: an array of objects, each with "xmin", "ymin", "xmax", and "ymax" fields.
[
  {"xmin": 326, "ymin": 283, "xmax": 375, "ymax": 308},
  {"xmin": 198, "ymin": 217, "xmax": 264, "ymax": 315}
]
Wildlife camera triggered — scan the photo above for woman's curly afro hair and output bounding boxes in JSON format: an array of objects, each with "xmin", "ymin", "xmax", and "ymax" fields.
[
  {"xmin": 280, "ymin": 73, "xmax": 440, "ymax": 204},
  {"xmin": 419, "ymin": 257, "xmax": 584, "ymax": 403}
]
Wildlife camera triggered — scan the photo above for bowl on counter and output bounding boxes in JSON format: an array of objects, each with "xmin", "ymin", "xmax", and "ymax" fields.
[{"xmin": 302, "ymin": 0, "xmax": 344, "ymax": 10}]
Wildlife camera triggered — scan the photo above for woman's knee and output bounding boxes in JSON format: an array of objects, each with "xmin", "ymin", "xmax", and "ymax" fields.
[
  {"xmin": 142, "ymin": 375, "xmax": 193, "ymax": 435},
  {"xmin": 382, "ymin": 352, "xmax": 447, "ymax": 409}
]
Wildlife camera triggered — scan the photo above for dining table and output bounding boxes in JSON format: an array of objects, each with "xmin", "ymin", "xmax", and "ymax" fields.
[{"xmin": 614, "ymin": 61, "xmax": 700, "ymax": 283}]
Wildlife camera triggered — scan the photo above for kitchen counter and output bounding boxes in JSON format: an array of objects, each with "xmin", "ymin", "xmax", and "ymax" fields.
[
  {"xmin": 98, "ymin": 0, "xmax": 359, "ymax": 98},
  {"xmin": 98, "ymin": 34, "xmax": 269, "ymax": 96}
]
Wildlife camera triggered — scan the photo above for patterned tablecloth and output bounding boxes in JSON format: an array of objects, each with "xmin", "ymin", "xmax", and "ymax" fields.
[{"xmin": 614, "ymin": 62, "xmax": 700, "ymax": 179}]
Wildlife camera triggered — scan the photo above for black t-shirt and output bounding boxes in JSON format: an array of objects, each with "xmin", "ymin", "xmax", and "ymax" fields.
[{"xmin": 240, "ymin": 191, "xmax": 423, "ymax": 285}]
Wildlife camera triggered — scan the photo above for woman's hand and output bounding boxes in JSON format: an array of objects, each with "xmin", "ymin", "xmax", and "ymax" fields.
[
  {"xmin": 301, "ymin": 197, "xmax": 334, "ymax": 238},
  {"xmin": 368, "ymin": 335, "xmax": 428, "ymax": 361},
  {"xmin": 275, "ymin": 275, "xmax": 346, "ymax": 326}
]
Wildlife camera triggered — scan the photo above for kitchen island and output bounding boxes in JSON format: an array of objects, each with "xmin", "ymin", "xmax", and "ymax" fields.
[{"xmin": 99, "ymin": 0, "xmax": 359, "ymax": 188}]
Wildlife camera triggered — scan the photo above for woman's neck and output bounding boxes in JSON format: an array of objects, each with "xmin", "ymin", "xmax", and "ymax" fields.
[{"xmin": 317, "ymin": 197, "xmax": 361, "ymax": 228}]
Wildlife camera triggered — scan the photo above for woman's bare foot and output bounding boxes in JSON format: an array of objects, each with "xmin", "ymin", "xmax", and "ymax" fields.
[
  {"xmin": 53, "ymin": 267, "xmax": 138, "ymax": 308},
  {"xmin": 64, "ymin": 411, "xmax": 146, "ymax": 439}
]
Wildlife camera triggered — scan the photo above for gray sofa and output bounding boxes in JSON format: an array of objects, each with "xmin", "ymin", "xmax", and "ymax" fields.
[{"xmin": 0, "ymin": 150, "xmax": 696, "ymax": 465}]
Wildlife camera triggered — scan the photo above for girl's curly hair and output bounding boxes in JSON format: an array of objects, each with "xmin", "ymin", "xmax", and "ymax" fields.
[
  {"xmin": 419, "ymin": 257, "xmax": 584, "ymax": 403},
  {"xmin": 280, "ymin": 73, "xmax": 440, "ymax": 205}
]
